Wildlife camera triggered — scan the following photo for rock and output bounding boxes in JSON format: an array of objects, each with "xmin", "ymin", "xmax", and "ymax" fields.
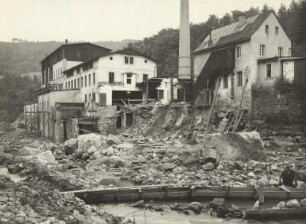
[
  {"xmin": 92, "ymin": 156, "xmax": 125, "ymax": 168},
  {"xmin": 115, "ymin": 143, "xmax": 134, "ymax": 150},
  {"xmin": 232, "ymin": 161, "xmax": 244, "ymax": 170},
  {"xmin": 296, "ymin": 170, "xmax": 306, "ymax": 181},
  {"xmin": 300, "ymin": 198, "xmax": 306, "ymax": 207},
  {"xmin": 186, "ymin": 202, "xmax": 203, "ymax": 214},
  {"xmin": 78, "ymin": 133, "xmax": 102, "ymax": 152},
  {"xmin": 252, "ymin": 200, "xmax": 260, "ymax": 210},
  {"xmin": 202, "ymin": 162, "xmax": 215, "ymax": 171},
  {"xmin": 157, "ymin": 163, "xmax": 176, "ymax": 172},
  {"xmin": 92, "ymin": 151, "xmax": 101, "ymax": 159},
  {"xmin": 106, "ymin": 134, "xmax": 121, "ymax": 145},
  {"xmin": 36, "ymin": 150, "xmax": 56, "ymax": 165},
  {"xmin": 276, "ymin": 201, "xmax": 286, "ymax": 208},
  {"xmin": 286, "ymin": 199, "xmax": 300, "ymax": 208},
  {"xmin": 183, "ymin": 157, "xmax": 198, "ymax": 166},
  {"xmin": 173, "ymin": 167, "xmax": 183, "ymax": 174},
  {"xmin": 131, "ymin": 200, "xmax": 145, "ymax": 208},
  {"xmin": 64, "ymin": 138, "xmax": 78, "ymax": 155},
  {"xmin": 247, "ymin": 172, "xmax": 256, "ymax": 178},
  {"xmin": 87, "ymin": 146, "xmax": 97, "ymax": 154},
  {"xmin": 209, "ymin": 198, "xmax": 225, "ymax": 210},
  {"xmin": 104, "ymin": 147, "xmax": 114, "ymax": 156}
]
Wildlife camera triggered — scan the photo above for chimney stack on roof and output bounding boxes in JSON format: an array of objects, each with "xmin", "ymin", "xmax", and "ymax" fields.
[
  {"xmin": 65, "ymin": 39, "xmax": 68, "ymax": 44},
  {"xmin": 238, "ymin": 14, "xmax": 246, "ymax": 27}
]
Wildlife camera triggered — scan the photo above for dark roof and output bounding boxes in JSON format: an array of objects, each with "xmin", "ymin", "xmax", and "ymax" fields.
[
  {"xmin": 41, "ymin": 42, "xmax": 111, "ymax": 63},
  {"xmin": 63, "ymin": 48, "xmax": 156, "ymax": 74},
  {"xmin": 194, "ymin": 10, "xmax": 288, "ymax": 55}
]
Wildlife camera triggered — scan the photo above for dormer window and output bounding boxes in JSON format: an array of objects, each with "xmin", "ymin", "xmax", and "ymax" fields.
[{"xmin": 265, "ymin": 25, "xmax": 269, "ymax": 34}]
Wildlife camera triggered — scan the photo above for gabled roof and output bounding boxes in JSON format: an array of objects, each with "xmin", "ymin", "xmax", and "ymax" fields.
[
  {"xmin": 194, "ymin": 10, "xmax": 277, "ymax": 55},
  {"xmin": 41, "ymin": 42, "xmax": 111, "ymax": 63},
  {"xmin": 63, "ymin": 48, "xmax": 156, "ymax": 74}
]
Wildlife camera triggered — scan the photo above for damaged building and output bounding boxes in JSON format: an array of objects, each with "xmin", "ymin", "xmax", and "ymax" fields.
[{"xmin": 193, "ymin": 10, "xmax": 306, "ymax": 125}]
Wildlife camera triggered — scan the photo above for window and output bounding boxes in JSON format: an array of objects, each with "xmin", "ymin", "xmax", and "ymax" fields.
[
  {"xmin": 74, "ymin": 79, "xmax": 76, "ymax": 89},
  {"xmin": 109, "ymin": 72, "xmax": 114, "ymax": 83},
  {"xmin": 126, "ymin": 73, "xmax": 132, "ymax": 84},
  {"xmin": 124, "ymin": 56, "xmax": 129, "ymax": 64},
  {"xmin": 85, "ymin": 94, "xmax": 87, "ymax": 102},
  {"xmin": 237, "ymin": 71, "xmax": 243, "ymax": 86},
  {"xmin": 265, "ymin": 25, "xmax": 269, "ymax": 34},
  {"xmin": 93, "ymin": 73, "xmax": 95, "ymax": 85},
  {"xmin": 65, "ymin": 82, "xmax": 67, "ymax": 90},
  {"xmin": 85, "ymin": 75, "xmax": 87, "ymax": 87},
  {"xmin": 143, "ymin": 74, "xmax": 148, "ymax": 82},
  {"xmin": 144, "ymin": 60, "xmax": 147, "ymax": 63},
  {"xmin": 223, "ymin": 75, "xmax": 228, "ymax": 89},
  {"xmin": 77, "ymin": 68, "xmax": 80, "ymax": 74},
  {"xmin": 260, "ymin": 44, "xmax": 265, "ymax": 56},
  {"xmin": 68, "ymin": 81, "xmax": 70, "ymax": 89},
  {"xmin": 130, "ymin": 57, "xmax": 134, "ymax": 64},
  {"xmin": 81, "ymin": 77, "xmax": 83, "ymax": 88},
  {"xmin": 89, "ymin": 74, "xmax": 91, "ymax": 86},
  {"xmin": 124, "ymin": 56, "xmax": 134, "ymax": 64},
  {"xmin": 158, "ymin": 90, "xmax": 164, "ymax": 100},
  {"xmin": 78, "ymin": 78, "xmax": 80, "ymax": 88},
  {"xmin": 92, "ymin": 93, "xmax": 96, "ymax": 103},
  {"xmin": 275, "ymin": 26, "xmax": 279, "ymax": 34},
  {"xmin": 236, "ymin": 46, "xmax": 241, "ymax": 58},
  {"xmin": 266, "ymin": 63, "xmax": 272, "ymax": 78},
  {"xmin": 278, "ymin": 47, "xmax": 283, "ymax": 57},
  {"xmin": 110, "ymin": 57, "xmax": 113, "ymax": 60},
  {"xmin": 71, "ymin": 80, "xmax": 73, "ymax": 89}
]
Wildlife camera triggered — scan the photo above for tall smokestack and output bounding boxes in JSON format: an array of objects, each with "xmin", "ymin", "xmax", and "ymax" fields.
[{"xmin": 179, "ymin": 0, "xmax": 191, "ymax": 80}]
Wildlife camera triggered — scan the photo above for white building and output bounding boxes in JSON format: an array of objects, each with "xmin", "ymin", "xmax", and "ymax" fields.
[
  {"xmin": 63, "ymin": 48, "xmax": 157, "ymax": 106},
  {"xmin": 193, "ymin": 10, "xmax": 293, "ymax": 108}
]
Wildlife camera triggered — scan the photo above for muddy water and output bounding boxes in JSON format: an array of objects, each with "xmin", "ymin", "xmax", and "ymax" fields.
[{"xmin": 100, "ymin": 204, "xmax": 305, "ymax": 224}]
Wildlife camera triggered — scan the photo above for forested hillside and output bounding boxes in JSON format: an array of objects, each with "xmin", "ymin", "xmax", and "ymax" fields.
[{"xmin": 129, "ymin": 1, "xmax": 306, "ymax": 77}]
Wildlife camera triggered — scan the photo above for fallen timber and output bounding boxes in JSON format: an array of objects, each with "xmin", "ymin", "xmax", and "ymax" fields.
[
  {"xmin": 245, "ymin": 208, "xmax": 306, "ymax": 219},
  {"xmin": 63, "ymin": 185, "xmax": 306, "ymax": 204}
]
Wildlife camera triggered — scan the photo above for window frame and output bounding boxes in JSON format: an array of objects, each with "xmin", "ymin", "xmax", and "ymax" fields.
[
  {"xmin": 89, "ymin": 74, "xmax": 91, "ymax": 86},
  {"xmin": 266, "ymin": 63, "xmax": 272, "ymax": 78},
  {"xmin": 265, "ymin": 25, "xmax": 269, "ymax": 34},
  {"xmin": 260, "ymin": 44, "xmax": 266, "ymax": 56},
  {"xmin": 275, "ymin": 26, "xmax": 279, "ymax": 34},
  {"xmin": 126, "ymin": 73, "xmax": 132, "ymax": 85},
  {"xmin": 109, "ymin": 72, "xmax": 115, "ymax": 83},
  {"xmin": 237, "ymin": 71, "xmax": 243, "ymax": 87},
  {"xmin": 278, "ymin": 47, "xmax": 283, "ymax": 57},
  {"xmin": 236, "ymin": 46, "xmax": 241, "ymax": 58}
]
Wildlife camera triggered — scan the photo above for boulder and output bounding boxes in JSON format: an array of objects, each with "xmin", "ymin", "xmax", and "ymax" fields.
[
  {"xmin": 157, "ymin": 163, "xmax": 176, "ymax": 172},
  {"xmin": 106, "ymin": 134, "xmax": 121, "ymax": 145},
  {"xmin": 87, "ymin": 146, "xmax": 97, "ymax": 154},
  {"xmin": 276, "ymin": 201, "xmax": 286, "ymax": 209},
  {"xmin": 202, "ymin": 162, "xmax": 215, "ymax": 171},
  {"xmin": 78, "ymin": 133, "xmax": 102, "ymax": 152},
  {"xmin": 286, "ymin": 199, "xmax": 300, "ymax": 208},
  {"xmin": 209, "ymin": 198, "xmax": 225, "ymax": 210},
  {"xmin": 36, "ymin": 151, "xmax": 56, "ymax": 165},
  {"xmin": 173, "ymin": 167, "xmax": 183, "ymax": 174},
  {"xmin": 300, "ymin": 198, "xmax": 306, "ymax": 207},
  {"xmin": 186, "ymin": 202, "xmax": 203, "ymax": 214}
]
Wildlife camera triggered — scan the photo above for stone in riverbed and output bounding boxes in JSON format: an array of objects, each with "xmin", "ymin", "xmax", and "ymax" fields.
[
  {"xmin": 202, "ymin": 162, "xmax": 215, "ymax": 171},
  {"xmin": 157, "ymin": 163, "xmax": 176, "ymax": 172},
  {"xmin": 300, "ymin": 198, "xmax": 306, "ymax": 207},
  {"xmin": 186, "ymin": 202, "xmax": 203, "ymax": 214},
  {"xmin": 286, "ymin": 199, "xmax": 300, "ymax": 208}
]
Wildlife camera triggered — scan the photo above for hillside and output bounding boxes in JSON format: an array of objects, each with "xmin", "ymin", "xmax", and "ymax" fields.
[{"xmin": 0, "ymin": 40, "xmax": 137, "ymax": 76}]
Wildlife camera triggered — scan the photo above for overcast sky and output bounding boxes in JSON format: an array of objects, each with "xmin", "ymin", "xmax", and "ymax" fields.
[{"xmin": 0, "ymin": 0, "xmax": 293, "ymax": 42}]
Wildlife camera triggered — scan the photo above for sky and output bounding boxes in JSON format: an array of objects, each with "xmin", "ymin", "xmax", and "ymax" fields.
[{"xmin": 0, "ymin": 0, "xmax": 293, "ymax": 42}]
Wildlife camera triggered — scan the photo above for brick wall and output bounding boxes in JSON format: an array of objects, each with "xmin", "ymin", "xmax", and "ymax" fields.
[{"xmin": 251, "ymin": 84, "xmax": 306, "ymax": 126}]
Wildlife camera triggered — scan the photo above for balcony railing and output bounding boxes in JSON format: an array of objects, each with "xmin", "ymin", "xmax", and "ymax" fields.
[{"xmin": 98, "ymin": 82, "xmax": 124, "ymax": 87}]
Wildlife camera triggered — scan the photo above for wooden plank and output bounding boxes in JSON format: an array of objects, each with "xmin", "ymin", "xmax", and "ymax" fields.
[{"xmin": 246, "ymin": 208, "xmax": 306, "ymax": 220}]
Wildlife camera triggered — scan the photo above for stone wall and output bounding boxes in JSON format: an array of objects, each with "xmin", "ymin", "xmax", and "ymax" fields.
[{"xmin": 251, "ymin": 84, "xmax": 306, "ymax": 127}]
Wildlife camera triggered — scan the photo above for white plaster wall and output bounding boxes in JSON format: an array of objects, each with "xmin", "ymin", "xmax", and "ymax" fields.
[
  {"xmin": 52, "ymin": 59, "xmax": 82, "ymax": 81},
  {"xmin": 283, "ymin": 61, "xmax": 294, "ymax": 82},
  {"xmin": 156, "ymin": 78, "xmax": 182, "ymax": 105}
]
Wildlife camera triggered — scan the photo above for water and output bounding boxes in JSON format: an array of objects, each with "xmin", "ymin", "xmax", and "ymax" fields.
[{"xmin": 100, "ymin": 204, "xmax": 305, "ymax": 224}]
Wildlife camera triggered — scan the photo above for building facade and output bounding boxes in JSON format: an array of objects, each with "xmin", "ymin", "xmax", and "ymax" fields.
[{"xmin": 193, "ymin": 10, "xmax": 292, "ymax": 110}]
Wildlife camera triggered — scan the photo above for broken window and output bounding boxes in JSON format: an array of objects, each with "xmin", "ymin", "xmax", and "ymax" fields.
[
  {"xmin": 237, "ymin": 71, "xmax": 243, "ymax": 86},
  {"xmin": 126, "ymin": 73, "xmax": 132, "ymax": 85},
  {"xmin": 158, "ymin": 90, "xmax": 164, "ymax": 100},
  {"xmin": 236, "ymin": 46, "xmax": 241, "ymax": 58},
  {"xmin": 260, "ymin": 44, "xmax": 265, "ymax": 56},
  {"xmin": 223, "ymin": 75, "xmax": 228, "ymax": 89},
  {"xmin": 266, "ymin": 63, "xmax": 272, "ymax": 78},
  {"xmin": 265, "ymin": 25, "xmax": 269, "ymax": 34},
  {"xmin": 109, "ymin": 72, "xmax": 114, "ymax": 83},
  {"xmin": 278, "ymin": 47, "xmax": 283, "ymax": 57}
]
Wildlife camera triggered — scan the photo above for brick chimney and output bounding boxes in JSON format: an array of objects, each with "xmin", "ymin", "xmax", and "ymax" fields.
[{"xmin": 178, "ymin": 0, "xmax": 191, "ymax": 80}]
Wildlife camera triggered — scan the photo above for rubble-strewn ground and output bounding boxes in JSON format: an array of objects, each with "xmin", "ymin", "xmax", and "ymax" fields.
[{"xmin": 0, "ymin": 125, "xmax": 306, "ymax": 223}]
